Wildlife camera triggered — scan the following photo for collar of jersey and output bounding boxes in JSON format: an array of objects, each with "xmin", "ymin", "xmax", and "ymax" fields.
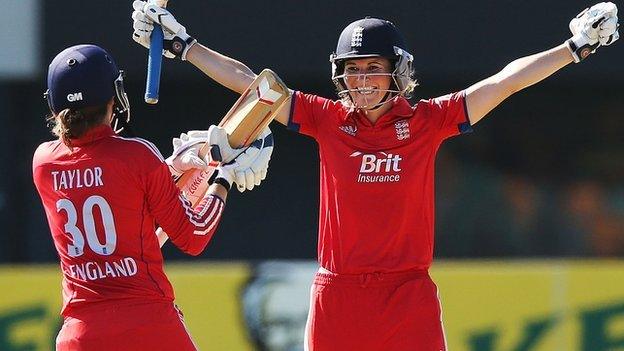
[
  {"xmin": 346, "ymin": 96, "xmax": 414, "ymax": 127},
  {"xmin": 69, "ymin": 125, "xmax": 115, "ymax": 146}
]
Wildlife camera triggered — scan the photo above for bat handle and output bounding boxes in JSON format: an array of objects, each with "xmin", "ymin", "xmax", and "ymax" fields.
[{"xmin": 145, "ymin": 24, "xmax": 164, "ymax": 104}]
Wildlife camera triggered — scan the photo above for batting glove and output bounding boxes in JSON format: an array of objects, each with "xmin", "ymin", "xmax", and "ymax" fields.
[
  {"xmin": 169, "ymin": 126, "xmax": 273, "ymax": 192},
  {"xmin": 205, "ymin": 126, "xmax": 274, "ymax": 192},
  {"xmin": 166, "ymin": 126, "xmax": 241, "ymax": 176},
  {"xmin": 567, "ymin": 2, "xmax": 619, "ymax": 62},
  {"xmin": 166, "ymin": 131, "xmax": 210, "ymax": 178},
  {"xmin": 230, "ymin": 127, "xmax": 274, "ymax": 192},
  {"xmin": 209, "ymin": 164, "xmax": 235, "ymax": 192},
  {"xmin": 204, "ymin": 126, "xmax": 241, "ymax": 164},
  {"xmin": 131, "ymin": 0, "xmax": 197, "ymax": 60}
]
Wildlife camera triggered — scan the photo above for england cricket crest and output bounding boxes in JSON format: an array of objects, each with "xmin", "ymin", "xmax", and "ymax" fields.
[
  {"xmin": 394, "ymin": 120, "xmax": 410, "ymax": 140},
  {"xmin": 351, "ymin": 26, "xmax": 364, "ymax": 47}
]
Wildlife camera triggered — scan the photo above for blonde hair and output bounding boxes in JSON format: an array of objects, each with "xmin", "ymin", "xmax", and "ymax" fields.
[{"xmin": 402, "ymin": 75, "xmax": 418, "ymax": 99}]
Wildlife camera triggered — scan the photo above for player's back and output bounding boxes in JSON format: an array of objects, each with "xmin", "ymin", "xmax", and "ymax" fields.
[{"xmin": 33, "ymin": 125, "xmax": 174, "ymax": 315}]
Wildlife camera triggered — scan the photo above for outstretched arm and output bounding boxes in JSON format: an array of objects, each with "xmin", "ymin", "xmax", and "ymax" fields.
[
  {"xmin": 185, "ymin": 43, "xmax": 256, "ymax": 95},
  {"xmin": 132, "ymin": 0, "xmax": 293, "ymax": 125},
  {"xmin": 466, "ymin": 44, "xmax": 573, "ymax": 125},
  {"xmin": 185, "ymin": 43, "xmax": 294, "ymax": 124},
  {"xmin": 465, "ymin": 2, "xmax": 618, "ymax": 126}
]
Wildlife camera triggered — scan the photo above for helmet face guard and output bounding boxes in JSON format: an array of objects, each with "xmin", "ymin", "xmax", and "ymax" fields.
[
  {"xmin": 111, "ymin": 70, "xmax": 131, "ymax": 135},
  {"xmin": 329, "ymin": 18, "xmax": 416, "ymax": 110},
  {"xmin": 330, "ymin": 46, "xmax": 414, "ymax": 109}
]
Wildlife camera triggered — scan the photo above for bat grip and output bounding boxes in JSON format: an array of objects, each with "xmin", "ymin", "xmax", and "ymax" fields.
[{"xmin": 145, "ymin": 24, "xmax": 164, "ymax": 104}]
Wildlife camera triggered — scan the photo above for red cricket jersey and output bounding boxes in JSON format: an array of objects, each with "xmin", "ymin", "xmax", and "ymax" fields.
[
  {"xmin": 288, "ymin": 91, "xmax": 471, "ymax": 274},
  {"xmin": 32, "ymin": 125, "xmax": 224, "ymax": 316}
]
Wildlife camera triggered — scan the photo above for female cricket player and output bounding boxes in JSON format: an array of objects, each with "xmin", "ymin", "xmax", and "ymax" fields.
[
  {"xmin": 132, "ymin": 2, "xmax": 619, "ymax": 350},
  {"xmin": 33, "ymin": 44, "xmax": 272, "ymax": 350}
]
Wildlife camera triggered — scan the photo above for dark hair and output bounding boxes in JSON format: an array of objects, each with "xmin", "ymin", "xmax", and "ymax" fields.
[{"xmin": 46, "ymin": 102, "xmax": 110, "ymax": 148}]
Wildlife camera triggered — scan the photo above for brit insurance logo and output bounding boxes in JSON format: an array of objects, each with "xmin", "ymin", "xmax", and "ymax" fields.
[{"xmin": 350, "ymin": 151, "xmax": 403, "ymax": 183}]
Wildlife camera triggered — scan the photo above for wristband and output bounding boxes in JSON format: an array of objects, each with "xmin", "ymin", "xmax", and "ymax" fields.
[
  {"xmin": 213, "ymin": 177, "xmax": 231, "ymax": 192},
  {"xmin": 208, "ymin": 169, "xmax": 231, "ymax": 191},
  {"xmin": 165, "ymin": 36, "xmax": 197, "ymax": 60},
  {"xmin": 566, "ymin": 38, "xmax": 599, "ymax": 63}
]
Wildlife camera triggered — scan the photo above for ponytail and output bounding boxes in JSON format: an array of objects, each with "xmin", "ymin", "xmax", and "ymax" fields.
[{"xmin": 46, "ymin": 103, "xmax": 109, "ymax": 148}]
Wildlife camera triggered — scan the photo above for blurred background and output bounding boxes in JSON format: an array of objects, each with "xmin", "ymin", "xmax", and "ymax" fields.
[{"xmin": 0, "ymin": 0, "xmax": 622, "ymax": 350}]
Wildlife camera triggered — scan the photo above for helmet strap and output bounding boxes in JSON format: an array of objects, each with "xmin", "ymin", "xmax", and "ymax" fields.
[{"xmin": 111, "ymin": 70, "xmax": 131, "ymax": 135}]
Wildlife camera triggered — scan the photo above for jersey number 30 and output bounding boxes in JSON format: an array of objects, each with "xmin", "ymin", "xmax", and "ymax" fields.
[{"xmin": 56, "ymin": 195, "xmax": 117, "ymax": 257}]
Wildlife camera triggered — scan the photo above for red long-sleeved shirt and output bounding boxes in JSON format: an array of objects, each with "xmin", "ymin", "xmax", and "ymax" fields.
[
  {"xmin": 32, "ymin": 125, "xmax": 223, "ymax": 316},
  {"xmin": 288, "ymin": 92, "xmax": 472, "ymax": 274}
]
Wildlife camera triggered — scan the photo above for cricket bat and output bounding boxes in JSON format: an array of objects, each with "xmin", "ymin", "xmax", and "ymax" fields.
[
  {"xmin": 156, "ymin": 69, "xmax": 290, "ymax": 247},
  {"xmin": 145, "ymin": 0, "xmax": 168, "ymax": 104}
]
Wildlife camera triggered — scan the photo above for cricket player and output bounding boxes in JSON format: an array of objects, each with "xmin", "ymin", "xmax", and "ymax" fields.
[
  {"xmin": 131, "ymin": 2, "xmax": 619, "ymax": 350},
  {"xmin": 33, "ymin": 44, "xmax": 272, "ymax": 350}
]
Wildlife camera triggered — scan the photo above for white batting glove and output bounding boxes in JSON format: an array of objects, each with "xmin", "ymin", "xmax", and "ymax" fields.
[
  {"xmin": 210, "ymin": 164, "xmax": 235, "ymax": 191},
  {"xmin": 204, "ymin": 126, "xmax": 241, "ymax": 163},
  {"xmin": 166, "ymin": 131, "xmax": 210, "ymax": 178},
  {"xmin": 168, "ymin": 126, "xmax": 273, "ymax": 192},
  {"xmin": 166, "ymin": 126, "xmax": 241, "ymax": 175},
  {"xmin": 567, "ymin": 2, "xmax": 619, "ymax": 62},
  {"xmin": 205, "ymin": 126, "xmax": 274, "ymax": 192},
  {"xmin": 229, "ymin": 127, "xmax": 274, "ymax": 192},
  {"xmin": 131, "ymin": 0, "xmax": 197, "ymax": 60}
]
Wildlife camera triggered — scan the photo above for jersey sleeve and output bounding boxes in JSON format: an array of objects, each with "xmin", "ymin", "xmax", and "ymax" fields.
[
  {"xmin": 144, "ymin": 160, "xmax": 224, "ymax": 256},
  {"xmin": 423, "ymin": 90, "xmax": 473, "ymax": 141},
  {"xmin": 286, "ymin": 91, "xmax": 344, "ymax": 139}
]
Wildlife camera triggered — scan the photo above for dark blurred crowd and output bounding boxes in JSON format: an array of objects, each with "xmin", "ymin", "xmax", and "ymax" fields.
[
  {"xmin": 435, "ymin": 151, "xmax": 624, "ymax": 258},
  {"xmin": 431, "ymin": 82, "xmax": 624, "ymax": 258}
]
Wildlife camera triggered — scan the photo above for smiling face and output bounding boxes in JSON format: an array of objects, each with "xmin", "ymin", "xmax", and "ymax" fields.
[{"xmin": 342, "ymin": 57, "xmax": 393, "ymax": 109}]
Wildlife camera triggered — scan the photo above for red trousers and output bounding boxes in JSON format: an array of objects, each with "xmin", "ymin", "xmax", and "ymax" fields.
[
  {"xmin": 305, "ymin": 269, "xmax": 447, "ymax": 351},
  {"xmin": 56, "ymin": 301, "xmax": 197, "ymax": 351}
]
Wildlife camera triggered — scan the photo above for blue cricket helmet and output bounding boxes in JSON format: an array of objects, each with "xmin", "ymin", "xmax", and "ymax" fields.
[
  {"xmin": 332, "ymin": 17, "xmax": 408, "ymax": 61},
  {"xmin": 46, "ymin": 45, "xmax": 119, "ymax": 113},
  {"xmin": 330, "ymin": 17, "xmax": 416, "ymax": 104},
  {"xmin": 45, "ymin": 44, "xmax": 130, "ymax": 133}
]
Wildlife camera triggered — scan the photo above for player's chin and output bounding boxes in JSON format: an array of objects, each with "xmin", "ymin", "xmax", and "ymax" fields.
[{"xmin": 352, "ymin": 92, "xmax": 383, "ymax": 108}]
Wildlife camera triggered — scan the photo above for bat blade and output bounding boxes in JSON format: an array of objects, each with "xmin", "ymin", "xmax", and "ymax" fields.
[
  {"xmin": 218, "ymin": 69, "xmax": 290, "ymax": 150},
  {"xmin": 179, "ymin": 69, "xmax": 289, "ymax": 185},
  {"xmin": 157, "ymin": 69, "xmax": 290, "ymax": 247},
  {"xmin": 191, "ymin": 69, "xmax": 290, "ymax": 165}
]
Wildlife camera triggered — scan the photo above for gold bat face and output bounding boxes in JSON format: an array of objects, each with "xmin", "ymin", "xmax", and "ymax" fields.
[
  {"xmin": 176, "ymin": 69, "xmax": 290, "ymax": 201},
  {"xmin": 156, "ymin": 69, "xmax": 289, "ymax": 247},
  {"xmin": 219, "ymin": 69, "xmax": 290, "ymax": 149}
]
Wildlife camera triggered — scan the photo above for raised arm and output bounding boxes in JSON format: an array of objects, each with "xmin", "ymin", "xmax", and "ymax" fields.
[
  {"xmin": 185, "ymin": 44, "xmax": 294, "ymax": 125},
  {"xmin": 131, "ymin": 0, "xmax": 293, "ymax": 125},
  {"xmin": 465, "ymin": 2, "xmax": 618, "ymax": 126},
  {"xmin": 185, "ymin": 44, "xmax": 256, "ymax": 94},
  {"xmin": 465, "ymin": 45, "xmax": 572, "ymax": 125}
]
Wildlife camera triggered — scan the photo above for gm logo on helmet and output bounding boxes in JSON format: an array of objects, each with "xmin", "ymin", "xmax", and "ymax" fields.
[{"xmin": 67, "ymin": 92, "xmax": 83, "ymax": 102}]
